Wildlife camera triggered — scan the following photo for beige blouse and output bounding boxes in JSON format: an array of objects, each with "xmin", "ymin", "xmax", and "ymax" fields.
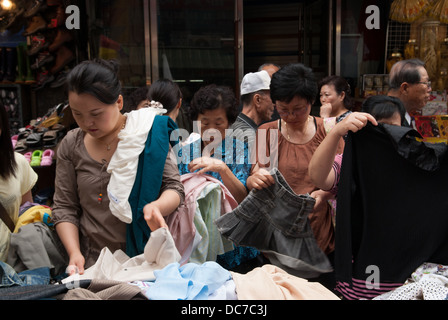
[{"xmin": 52, "ymin": 128, "xmax": 184, "ymax": 267}]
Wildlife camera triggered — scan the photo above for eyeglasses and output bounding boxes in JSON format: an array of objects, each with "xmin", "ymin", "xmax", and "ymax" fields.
[
  {"xmin": 417, "ymin": 81, "xmax": 431, "ymax": 87},
  {"xmin": 277, "ymin": 109, "xmax": 302, "ymax": 117}
]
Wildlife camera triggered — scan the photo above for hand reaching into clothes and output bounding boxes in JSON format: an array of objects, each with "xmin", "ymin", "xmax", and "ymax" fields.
[
  {"xmin": 67, "ymin": 252, "xmax": 85, "ymax": 275},
  {"xmin": 310, "ymin": 189, "xmax": 334, "ymax": 213},
  {"xmin": 247, "ymin": 167, "xmax": 275, "ymax": 190},
  {"xmin": 143, "ymin": 202, "xmax": 169, "ymax": 231},
  {"xmin": 188, "ymin": 156, "xmax": 226, "ymax": 175}
]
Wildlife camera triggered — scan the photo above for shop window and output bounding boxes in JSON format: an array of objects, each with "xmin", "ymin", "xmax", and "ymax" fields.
[
  {"xmin": 338, "ymin": 0, "xmax": 389, "ymax": 100},
  {"xmin": 87, "ymin": 0, "xmax": 147, "ymax": 89},
  {"xmin": 154, "ymin": 0, "xmax": 236, "ymax": 105}
]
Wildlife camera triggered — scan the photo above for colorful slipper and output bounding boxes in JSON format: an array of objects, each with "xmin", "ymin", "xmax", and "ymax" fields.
[
  {"xmin": 40, "ymin": 149, "xmax": 54, "ymax": 166},
  {"xmin": 30, "ymin": 150, "xmax": 43, "ymax": 167},
  {"xmin": 24, "ymin": 151, "xmax": 32, "ymax": 162},
  {"xmin": 11, "ymin": 135, "xmax": 18, "ymax": 149}
]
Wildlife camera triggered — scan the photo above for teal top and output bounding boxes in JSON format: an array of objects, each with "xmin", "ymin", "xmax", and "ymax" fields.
[{"xmin": 126, "ymin": 115, "xmax": 179, "ymax": 257}]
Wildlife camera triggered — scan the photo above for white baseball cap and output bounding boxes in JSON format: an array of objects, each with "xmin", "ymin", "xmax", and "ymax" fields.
[{"xmin": 240, "ymin": 70, "xmax": 271, "ymax": 95}]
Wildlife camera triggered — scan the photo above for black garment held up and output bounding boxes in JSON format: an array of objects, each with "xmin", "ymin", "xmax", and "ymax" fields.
[{"xmin": 335, "ymin": 123, "xmax": 448, "ymax": 285}]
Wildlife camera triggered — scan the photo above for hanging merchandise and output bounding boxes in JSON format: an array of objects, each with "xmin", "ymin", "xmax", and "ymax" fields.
[
  {"xmin": 429, "ymin": 0, "xmax": 448, "ymax": 23},
  {"xmin": 390, "ymin": 0, "xmax": 435, "ymax": 23},
  {"xmin": 420, "ymin": 20, "xmax": 440, "ymax": 82}
]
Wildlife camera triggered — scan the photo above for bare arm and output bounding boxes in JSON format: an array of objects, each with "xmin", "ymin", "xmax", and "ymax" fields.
[
  {"xmin": 55, "ymin": 222, "xmax": 85, "ymax": 275},
  {"xmin": 143, "ymin": 190, "xmax": 181, "ymax": 231}
]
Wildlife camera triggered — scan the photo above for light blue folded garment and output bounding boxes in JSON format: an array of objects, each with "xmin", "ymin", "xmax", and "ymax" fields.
[{"xmin": 145, "ymin": 261, "xmax": 231, "ymax": 300}]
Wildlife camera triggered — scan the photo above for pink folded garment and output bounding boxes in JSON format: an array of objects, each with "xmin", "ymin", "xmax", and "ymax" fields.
[{"xmin": 40, "ymin": 149, "xmax": 54, "ymax": 166}]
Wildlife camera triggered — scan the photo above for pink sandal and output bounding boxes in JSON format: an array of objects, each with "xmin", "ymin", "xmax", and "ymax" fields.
[
  {"xmin": 11, "ymin": 135, "xmax": 18, "ymax": 149},
  {"xmin": 40, "ymin": 149, "xmax": 54, "ymax": 166},
  {"xmin": 24, "ymin": 151, "xmax": 32, "ymax": 162}
]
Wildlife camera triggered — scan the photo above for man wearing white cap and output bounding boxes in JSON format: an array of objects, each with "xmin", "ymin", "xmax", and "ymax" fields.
[{"xmin": 230, "ymin": 70, "xmax": 274, "ymax": 156}]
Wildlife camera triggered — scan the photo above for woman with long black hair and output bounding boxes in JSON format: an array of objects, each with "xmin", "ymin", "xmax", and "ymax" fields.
[{"xmin": 0, "ymin": 104, "xmax": 37, "ymax": 261}]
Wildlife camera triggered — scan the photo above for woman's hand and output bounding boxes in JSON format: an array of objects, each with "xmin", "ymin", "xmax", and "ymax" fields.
[
  {"xmin": 67, "ymin": 251, "xmax": 85, "ymax": 275},
  {"xmin": 247, "ymin": 168, "xmax": 275, "ymax": 190},
  {"xmin": 310, "ymin": 189, "xmax": 334, "ymax": 213},
  {"xmin": 320, "ymin": 103, "xmax": 333, "ymax": 118},
  {"xmin": 333, "ymin": 112, "xmax": 378, "ymax": 137},
  {"xmin": 188, "ymin": 156, "xmax": 226, "ymax": 175},
  {"xmin": 143, "ymin": 202, "xmax": 169, "ymax": 231}
]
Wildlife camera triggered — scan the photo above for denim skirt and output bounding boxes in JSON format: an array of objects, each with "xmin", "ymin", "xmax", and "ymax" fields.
[{"xmin": 215, "ymin": 168, "xmax": 332, "ymax": 278}]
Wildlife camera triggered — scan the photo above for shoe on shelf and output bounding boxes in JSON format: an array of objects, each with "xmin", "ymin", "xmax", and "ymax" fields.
[
  {"xmin": 49, "ymin": 29, "xmax": 73, "ymax": 52},
  {"xmin": 50, "ymin": 69, "xmax": 69, "ymax": 88},
  {"xmin": 40, "ymin": 149, "xmax": 54, "ymax": 166},
  {"xmin": 11, "ymin": 134, "xmax": 18, "ymax": 149},
  {"xmin": 24, "ymin": 0, "xmax": 47, "ymax": 18},
  {"xmin": 23, "ymin": 14, "xmax": 46, "ymax": 36},
  {"xmin": 31, "ymin": 70, "xmax": 55, "ymax": 90},
  {"xmin": 31, "ymin": 51, "xmax": 54, "ymax": 70},
  {"xmin": 14, "ymin": 139, "xmax": 28, "ymax": 152},
  {"xmin": 50, "ymin": 45, "xmax": 74, "ymax": 74},
  {"xmin": 27, "ymin": 34, "xmax": 49, "ymax": 56},
  {"xmin": 47, "ymin": 5, "xmax": 65, "ymax": 29},
  {"xmin": 30, "ymin": 149, "xmax": 43, "ymax": 167},
  {"xmin": 24, "ymin": 151, "xmax": 32, "ymax": 162}
]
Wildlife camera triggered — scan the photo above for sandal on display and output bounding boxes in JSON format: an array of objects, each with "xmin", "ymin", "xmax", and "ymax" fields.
[
  {"xmin": 43, "ymin": 129, "xmax": 58, "ymax": 147},
  {"xmin": 43, "ymin": 123, "xmax": 66, "ymax": 147},
  {"xmin": 26, "ymin": 132, "xmax": 44, "ymax": 148},
  {"xmin": 24, "ymin": 151, "xmax": 32, "ymax": 163},
  {"xmin": 14, "ymin": 139, "xmax": 28, "ymax": 152},
  {"xmin": 30, "ymin": 149, "xmax": 43, "ymax": 167},
  {"xmin": 18, "ymin": 129, "xmax": 31, "ymax": 140},
  {"xmin": 11, "ymin": 135, "xmax": 18, "ymax": 149},
  {"xmin": 40, "ymin": 149, "xmax": 54, "ymax": 166}
]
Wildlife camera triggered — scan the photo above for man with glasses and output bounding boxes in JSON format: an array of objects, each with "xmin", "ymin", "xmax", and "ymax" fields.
[{"xmin": 387, "ymin": 59, "xmax": 432, "ymax": 128}]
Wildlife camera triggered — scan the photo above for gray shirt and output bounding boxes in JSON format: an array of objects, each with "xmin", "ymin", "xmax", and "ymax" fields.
[{"xmin": 230, "ymin": 113, "xmax": 258, "ymax": 164}]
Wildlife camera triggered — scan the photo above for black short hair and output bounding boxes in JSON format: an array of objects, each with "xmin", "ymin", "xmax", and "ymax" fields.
[
  {"xmin": 66, "ymin": 59, "xmax": 122, "ymax": 104},
  {"xmin": 148, "ymin": 78, "xmax": 183, "ymax": 113},
  {"xmin": 270, "ymin": 63, "xmax": 317, "ymax": 105},
  {"xmin": 189, "ymin": 84, "xmax": 238, "ymax": 124},
  {"xmin": 124, "ymin": 86, "xmax": 149, "ymax": 112},
  {"xmin": 362, "ymin": 95, "xmax": 406, "ymax": 122}
]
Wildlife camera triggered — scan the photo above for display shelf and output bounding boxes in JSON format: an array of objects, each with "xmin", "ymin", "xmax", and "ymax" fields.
[{"xmin": 0, "ymin": 83, "xmax": 24, "ymax": 135}]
